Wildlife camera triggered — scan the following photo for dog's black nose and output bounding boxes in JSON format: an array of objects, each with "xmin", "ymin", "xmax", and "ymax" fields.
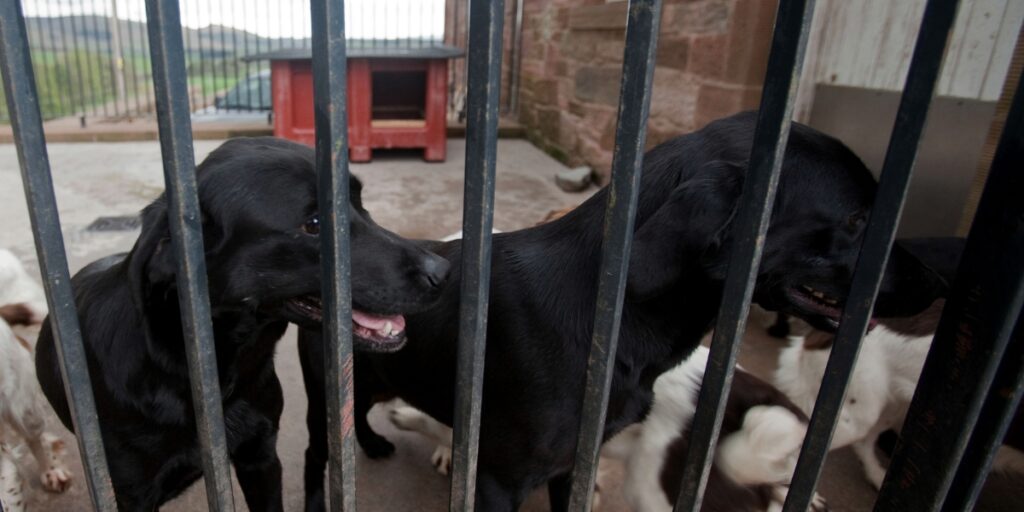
[{"xmin": 421, "ymin": 254, "xmax": 450, "ymax": 289}]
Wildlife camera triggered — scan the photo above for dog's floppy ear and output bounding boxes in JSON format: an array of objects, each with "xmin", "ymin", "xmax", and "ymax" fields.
[
  {"xmin": 127, "ymin": 198, "xmax": 178, "ymax": 305},
  {"xmin": 627, "ymin": 160, "xmax": 743, "ymax": 300}
]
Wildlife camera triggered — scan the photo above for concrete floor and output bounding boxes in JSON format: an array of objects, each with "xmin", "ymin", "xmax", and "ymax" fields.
[{"xmin": 1, "ymin": 138, "xmax": 1020, "ymax": 511}]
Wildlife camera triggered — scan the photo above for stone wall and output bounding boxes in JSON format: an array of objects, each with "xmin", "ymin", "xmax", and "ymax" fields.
[
  {"xmin": 444, "ymin": 0, "xmax": 518, "ymax": 119},
  {"xmin": 516, "ymin": 0, "xmax": 779, "ymax": 178}
]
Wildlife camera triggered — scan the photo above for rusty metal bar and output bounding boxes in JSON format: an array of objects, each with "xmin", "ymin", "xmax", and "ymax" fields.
[
  {"xmin": 674, "ymin": 0, "xmax": 816, "ymax": 509},
  {"xmin": 448, "ymin": 0, "xmax": 506, "ymax": 509},
  {"xmin": 566, "ymin": 1, "xmax": 663, "ymax": 510},
  {"xmin": 143, "ymin": 0, "xmax": 235, "ymax": 509},
  {"xmin": 782, "ymin": 1, "xmax": 961, "ymax": 509},
  {"xmin": 309, "ymin": 0, "xmax": 357, "ymax": 510},
  {"xmin": 874, "ymin": 63, "xmax": 1024, "ymax": 512},
  {"xmin": 0, "ymin": 2, "xmax": 116, "ymax": 508}
]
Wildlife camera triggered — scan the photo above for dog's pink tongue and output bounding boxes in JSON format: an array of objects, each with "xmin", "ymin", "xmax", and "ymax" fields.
[{"xmin": 352, "ymin": 309, "xmax": 406, "ymax": 333}]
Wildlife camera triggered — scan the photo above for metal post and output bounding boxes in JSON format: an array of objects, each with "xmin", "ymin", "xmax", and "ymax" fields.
[
  {"xmin": 673, "ymin": 1, "xmax": 816, "ymax": 510},
  {"xmin": 217, "ymin": 0, "xmax": 230, "ymax": 112},
  {"xmin": 782, "ymin": 1, "xmax": 961, "ymax": 509},
  {"xmin": 63, "ymin": 0, "xmax": 90, "ymax": 117},
  {"xmin": 124, "ymin": 0, "xmax": 145, "ymax": 117},
  {"xmin": 942, "ymin": 318, "xmax": 1024, "ymax": 512},
  {"xmin": 507, "ymin": 0, "xmax": 524, "ymax": 115},
  {"xmin": 82, "ymin": 0, "xmax": 109, "ymax": 117},
  {"xmin": 874, "ymin": 64, "xmax": 1024, "ymax": 512},
  {"xmin": 143, "ymin": 1, "xmax": 235, "ymax": 510},
  {"xmin": 309, "ymin": 0, "xmax": 357, "ymax": 510},
  {"xmin": 0, "ymin": 1, "xmax": 116, "ymax": 509},
  {"xmin": 448, "ymin": 0, "xmax": 505, "ymax": 509},
  {"xmin": 566, "ymin": 1, "xmax": 663, "ymax": 510},
  {"xmin": 108, "ymin": 0, "xmax": 128, "ymax": 114}
]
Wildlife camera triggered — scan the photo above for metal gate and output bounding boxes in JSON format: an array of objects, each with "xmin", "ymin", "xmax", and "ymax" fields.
[{"xmin": 1, "ymin": 0, "xmax": 1022, "ymax": 511}]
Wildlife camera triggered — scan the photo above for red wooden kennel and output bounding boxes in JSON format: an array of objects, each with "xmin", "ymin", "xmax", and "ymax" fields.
[{"xmin": 249, "ymin": 46, "xmax": 462, "ymax": 162}]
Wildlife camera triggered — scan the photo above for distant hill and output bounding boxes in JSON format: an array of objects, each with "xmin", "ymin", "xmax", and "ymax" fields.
[{"xmin": 24, "ymin": 15, "xmax": 307, "ymax": 58}]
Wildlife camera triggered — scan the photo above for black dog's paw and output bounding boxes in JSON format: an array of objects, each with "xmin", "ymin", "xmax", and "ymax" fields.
[{"xmin": 359, "ymin": 435, "xmax": 396, "ymax": 459}]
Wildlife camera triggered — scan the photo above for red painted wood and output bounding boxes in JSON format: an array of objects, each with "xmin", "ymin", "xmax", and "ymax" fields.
[
  {"xmin": 269, "ymin": 56, "xmax": 450, "ymax": 162},
  {"xmin": 271, "ymin": 60, "xmax": 315, "ymax": 147},
  {"xmin": 348, "ymin": 59, "xmax": 373, "ymax": 162},
  {"xmin": 423, "ymin": 59, "xmax": 448, "ymax": 162}
]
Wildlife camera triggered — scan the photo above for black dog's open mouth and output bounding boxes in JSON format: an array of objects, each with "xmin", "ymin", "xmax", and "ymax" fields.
[
  {"xmin": 351, "ymin": 309, "xmax": 407, "ymax": 352},
  {"xmin": 785, "ymin": 285, "xmax": 878, "ymax": 332},
  {"xmin": 286, "ymin": 295, "xmax": 408, "ymax": 352}
]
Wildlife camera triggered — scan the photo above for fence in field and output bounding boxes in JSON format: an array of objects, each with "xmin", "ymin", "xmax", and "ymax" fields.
[{"xmin": 0, "ymin": 0, "xmax": 445, "ymax": 123}]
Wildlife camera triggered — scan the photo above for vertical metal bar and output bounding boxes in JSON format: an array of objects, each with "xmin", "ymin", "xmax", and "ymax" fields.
[
  {"xmin": 222, "ymin": 0, "xmax": 235, "ymax": 112},
  {"xmin": 88, "ymin": 0, "xmax": 113, "ymax": 117},
  {"xmin": 390, "ymin": 0, "xmax": 396, "ymax": 48},
  {"xmin": 207, "ymin": 1, "xmax": 220, "ymax": 109},
  {"xmin": 508, "ymin": 0, "xmax": 523, "ymax": 114},
  {"xmin": 0, "ymin": 1, "xmax": 116, "ymax": 509},
  {"xmin": 942, "ymin": 318, "xmax": 1024, "ymax": 512},
  {"xmin": 415, "ymin": 0, "xmax": 420, "ymax": 47},
  {"xmin": 277, "ymin": 0, "xmax": 284, "ymax": 51},
  {"xmin": 292, "ymin": 0, "xmax": 300, "ymax": 49},
  {"xmin": 24, "ymin": 0, "xmax": 43, "ymax": 117},
  {"xmin": 781, "ymin": 1, "xmax": 960, "ymax": 509},
  {"xmin": 874, "ymin": 64, "xmax": 1024, "ymax": 512},
  {"xmin": 126, "ymin": 0, "xmax": 144, "ymax": 116},
  {"xmin": 242, "ymin": 0, "xmax": 254, "ymax": 111},
  {"xmin": 565, "ymin": 1, "xmax": 662, "ymax": 510},
  {"xmin": 367, "ymin": 0, "xmax": 373, "ymax": 48},
  {"xmin": 84, "ymin": 0, "xmax": 109, "ymax": 117},
  {"xmin": 253, "ymin": 2, "xmax": 263, "ymax": 117},
  {"xmin": 448, "ymin": 0, "xmax": 505, "ymax": 510},
  {"xmin": 180, "ymin": 0, "xmax": 196, "ymax": 112},
  {"xmin": 63, "ymin": 0, "xmax": 89, "ymax": 116},
  {"xmin": 97, "ymin": 0, "xmax": 114, "ymax": 116},
  {"xmin": 143, "ymin": 1, "xmax": 235, "ymax": 510},
  {"xmin": 673, "ymin": 1, "xmax": 816, "ymax": 511},
  {"xmin": 196, "ymin": 0, "xmax": 209, "ymax": 111},
  {"xmin": 219, "ymin": 0, "xmax": 230, "ymax": 112},
  {"xmin": 54, "ymin": 1, "xmax": 77, "ymax": 117},
  {"xmin": 107, "ymin": 0, "xmax": 129, "ymax": 116},
  {"xmin": 406, "ymin": 0, "xmax": 412, "ymax": 48},
  {"xmin": 38, "ymin": 0, "xmax": 68, "ymax": 118},
  {"xmin": 139, "ymin": 0, "xmax": 155, "ymax": 115},
  {"xmin": 364, "ymin": 0, "xmax": 371, "ymax": 48},
  {"xmin": 309, "ymin": 0, "xmax": 357, "ymax": 510}
]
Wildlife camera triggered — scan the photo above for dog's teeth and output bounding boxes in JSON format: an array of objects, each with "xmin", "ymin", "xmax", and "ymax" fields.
[
  {"xmin": 812, "ymin": 291, "xmax": 825, "ymax": 299},
  {"xmin": 383, "ymin": 321, "xmax": 392, "ymax": 336}
]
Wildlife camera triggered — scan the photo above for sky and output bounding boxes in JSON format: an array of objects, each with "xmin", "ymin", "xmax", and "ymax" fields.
[{"xmin": 22, "ymin": 0, "xmax": 446, "ymax": 40}]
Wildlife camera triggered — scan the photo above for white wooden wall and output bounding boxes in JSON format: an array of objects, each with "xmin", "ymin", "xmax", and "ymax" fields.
[{"xmin": 808, "ymin": 0, "xmax": 1023, "ymax": 101}]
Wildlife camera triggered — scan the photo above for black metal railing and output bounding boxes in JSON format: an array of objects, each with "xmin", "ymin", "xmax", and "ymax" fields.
[
  {"xmin": 673, "ymin": 0, "xmax": 816, "ymax": 508},
  {"xmin": 1, "ymin": 0, "xmax": 445, "ymax": 123},
  {"xmin": 1, "ymin": 0, "xmax": 1022, "ymax": 511}
]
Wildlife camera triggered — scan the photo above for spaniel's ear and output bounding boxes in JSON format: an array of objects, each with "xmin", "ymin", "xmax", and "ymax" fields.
[
  {"xmin": 627, "ymin": 161, "xmax": 743, "ymax": 301},
  {"xmin": 127, "ymin": 198, "xmax": 177, "ymax": 304}
]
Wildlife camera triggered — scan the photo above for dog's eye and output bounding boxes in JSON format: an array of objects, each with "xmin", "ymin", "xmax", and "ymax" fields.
[
  {"xmin": 847, "ymin": 212, "xmax": 865, "ymax": 229},
  {"xmin": 303, "ymin": 215, "xmax": 320, "ymax": 235}
]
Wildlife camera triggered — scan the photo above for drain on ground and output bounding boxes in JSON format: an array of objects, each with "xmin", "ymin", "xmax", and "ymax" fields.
[{"xmin": 86, "ymin": 215, "xmax": 141, "ymax": 232}]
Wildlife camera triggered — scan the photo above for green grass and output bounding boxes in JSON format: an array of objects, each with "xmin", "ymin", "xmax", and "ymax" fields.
[{"xmin": 0, "ymin": 50, "xmax": 253, "ymax": 121}]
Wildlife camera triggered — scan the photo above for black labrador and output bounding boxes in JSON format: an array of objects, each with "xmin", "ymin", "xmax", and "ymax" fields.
[
  {"xmin": 767, "ymin": 236, "xmax": 965, "ymax": 338},
  {"xmin": 298, "ymin": 111, "xmax": 945, "ymax": 511},
  {"xmin": 34, "ymin": 137, "xmax": 450, "ymax": 510}
]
